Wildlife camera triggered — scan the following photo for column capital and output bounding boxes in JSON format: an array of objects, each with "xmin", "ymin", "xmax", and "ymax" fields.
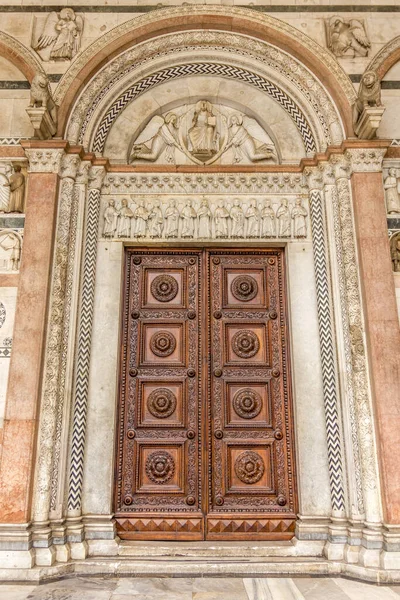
[
  {"xmin": 304, "ymin": 166, "xmax": 323, "ymax": 191},
  {"xmin": 88, "ymin": 166, "xmax": 106, "ymax": 191},
  {"xmin": 24, "ymin": 148, "xmax": 65, "ymax": 174},
  {"xmin": 345, "ymin": 148, "xmax": 386, "ymax": 173},
  {"xmin": 75, "ymin": 161, "xmax": 91, "ymax": 186},
  {"xmin": 59, "ymin": 154, "xmax": 81, "ymax": 181},
  {"xmin": 329, "ymin": 154, "xmax": 351, "ymax": 181}
]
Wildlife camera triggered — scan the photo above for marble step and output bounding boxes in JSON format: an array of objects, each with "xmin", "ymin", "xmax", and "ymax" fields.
[{"xmin": 118, "ymin": 540, "xmax": 324, "ymax": 558}]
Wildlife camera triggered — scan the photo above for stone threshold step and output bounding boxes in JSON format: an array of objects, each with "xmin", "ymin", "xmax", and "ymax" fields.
[
  {"xmin": 118, "ymin": 540, "xmax": 321, "ymax": 558},
  {"xmin": 2, "ymin": 559, "xmax": 400, "ymax": 584}
]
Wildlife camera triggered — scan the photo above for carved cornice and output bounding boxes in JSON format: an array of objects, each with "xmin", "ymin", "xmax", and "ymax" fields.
[
  {"xmin": 345, "ymin": 148, "xmax": 386, "ymax": 173},
  {"xmin": 24, "ymin": 149, "xmax": 64, "ymax": 174}
]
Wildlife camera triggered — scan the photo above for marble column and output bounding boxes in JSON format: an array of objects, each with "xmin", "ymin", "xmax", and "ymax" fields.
[
  {"xmin": 31, "ymin": 152, "xmax": 83, "ymax": 566},
  {"xmin": 345, "ymin": 147, "xmax": 400, "ymax": 566},
  {"xmin": 0, "ymin": 142, "xmax": 65, "ymax": 567}
]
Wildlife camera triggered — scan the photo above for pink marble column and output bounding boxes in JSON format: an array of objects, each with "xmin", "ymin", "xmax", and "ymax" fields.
[
  {"xmin": 0, "ymin": 142, "xmax": 65, "ymax": 523},
  {"xmin": 350, "ymin": 163, "xmax": 400, "ymax": 524}
]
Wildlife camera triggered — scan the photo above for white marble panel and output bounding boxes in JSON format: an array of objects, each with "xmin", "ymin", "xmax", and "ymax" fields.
[
  {"xmin": 0, "ymin": 287, "xmax": 17, "ymax": 428},
  {"xmin": 286, "ymin": 242, "xmax": 331, "ymax": 516},
  {"xmin": 82, "ymin": 241, "xmax": 123, "ymax": 515}
]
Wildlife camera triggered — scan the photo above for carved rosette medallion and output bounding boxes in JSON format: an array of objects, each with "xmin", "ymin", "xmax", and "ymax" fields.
[
  {"xmin": 234, "ymin": 450, "xmax": 265, "ymax": 484},
  {"xmin": 147, "ymin": 388, "xmax": 177, "ymax": 419},
  {"xmin": 151, "ymin": 274, "xmax": 179, "ymax": 302},
  {"xmin": 233, "ymin": 389, "xmax": 262, "ymax": 419},
  {"xmin": 150, "ymin": 331, "xmax": 176, "ymax": 357},
  {"xmin": 232, "ymin": 330, "xmax": 260, "ymax": 359},
  {"xmin": 231, "ymin": 275, "xmax": 258, "ymax": 302},
  {"xmin": 145, "ymin": 450, "xmax": 175, "ymax": 484}
]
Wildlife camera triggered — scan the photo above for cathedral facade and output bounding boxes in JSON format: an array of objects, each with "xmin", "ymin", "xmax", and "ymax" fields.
[{"xmin": 0, "ymin": 1, "xmax": 399, "ymax": 582}]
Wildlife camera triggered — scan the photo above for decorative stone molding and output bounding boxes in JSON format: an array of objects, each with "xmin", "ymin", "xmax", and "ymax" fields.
[
  {"xmin": 365, "ymin": 35, "xmax": 400, "ymax": 80},
  {"xmin": 103, "ymin": 172, "xmax": 308, "ymax": 196},
  {"xmin": 92, "ymin": 62, "xmax": 317, "ymax": 156},
  {"xmin": 65, "ymin": 30, "xmax": 344, "ymax": 150},
  {"xmin": 67, "ymin": 176, "xmax": 104, "ymax": 516},
  {"xmin": 330, "ymin": 155, "xmax": 382, "ymax": 524},
  {"xmin": 0, "ymin": 30, "xmax": 45, "ymax": 82},
  {"xmin": 75, "ymin": 162, "xmax": 91, "ymax": 186},
  {"xmin": 55, "ymin": 6, "xmax": 356, "ymax": 110},
  {"xmin": 307, "ymin": 176, "xmax": 346, "ymax": 517},
  {"xmin": 33, "ymin": 156, "xmax": 82, "ymax": 526},
  {"xmin": 345, "ymin": 148, "xmax": 386, "ymax": 173},
  {"xmin": 24, "ymin": 149, "xmax": 64, "ymax": 174}
]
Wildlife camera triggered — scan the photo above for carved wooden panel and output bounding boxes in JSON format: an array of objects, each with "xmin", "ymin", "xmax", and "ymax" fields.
[
  {"xmin": 115, "ymin": 248, "xmax": 297, "ymax": 541},
  {"xmin": 206, "ymin": 250, "xmax": 297, "ymax": 540},
  {"xmin": 115, "ymin": 250, "xmax": 203, "ymax": 540}
]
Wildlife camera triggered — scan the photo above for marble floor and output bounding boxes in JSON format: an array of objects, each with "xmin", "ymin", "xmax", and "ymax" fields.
[{"xmin": 1, "ymin": 577, "xmax": 400, "ymax": 600}]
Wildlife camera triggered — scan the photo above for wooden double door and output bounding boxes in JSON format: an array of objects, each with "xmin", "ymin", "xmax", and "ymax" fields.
[{"xmin": 115, "ymin": 248, "xmax": 297, "ymax": 540}]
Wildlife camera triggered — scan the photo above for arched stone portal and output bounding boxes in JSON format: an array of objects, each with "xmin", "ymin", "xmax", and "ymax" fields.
[{"xmin": 0, "ymin": 5, "xmax": 399, "ymax": 579}]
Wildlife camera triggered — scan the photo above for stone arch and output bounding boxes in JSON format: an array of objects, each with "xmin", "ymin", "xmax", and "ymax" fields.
[
  {"xmin": 55, "ymin": 6, "xmax": 356, "ymax": 140},
  {"xmin": 0, "ymin": 31, "xmax": 45, "ymax": 83},
  {"xmin": 366, "ymin": 36, "xmax": 400, "ymax": 80}
]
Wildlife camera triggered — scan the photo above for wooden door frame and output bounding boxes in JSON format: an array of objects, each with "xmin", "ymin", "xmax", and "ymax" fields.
[{"xmin": 114, "ymin": 246, "xmax": 298, "ymax": 540}]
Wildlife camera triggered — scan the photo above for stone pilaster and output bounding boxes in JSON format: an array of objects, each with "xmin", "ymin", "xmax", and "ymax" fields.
[{"xmin": 0, "ymin": 143, "xmax": 65, "ymax": 569}]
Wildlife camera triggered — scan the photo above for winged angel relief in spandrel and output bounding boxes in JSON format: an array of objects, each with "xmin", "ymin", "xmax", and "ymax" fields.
[
  {"xmin": 33, "ymin": 8, "xmax": 84, "ymax": 62},
  {"xmin": 128, "ymin": 101, "xmax": 278, "ymax": 166}
]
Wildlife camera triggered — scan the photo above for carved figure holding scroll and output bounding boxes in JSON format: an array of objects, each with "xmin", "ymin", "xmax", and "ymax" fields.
[
  {"xmin": 34, "ymin": 8, "xmax": 84, "ymax": 61},
  {"xmin": 214, "ymin": 201, "xmax": 229, "ymax": 238},
  {"xmin": 245, "ymin": 200, "xmax": 261, "ymax": 238},
  {"xmin": 277, "ymin": 198, "xmax": 291, "ymax": 237},
  {"xmin": 197, "ymin": 198, "xmax": 212, "ymax": 238},
  {"xmin": 117, "ymin": 199, "xmax": 134, "ymax": 238},
  {"xmin": 291, "ymin": 198, "xmax": 308, "ymax": 238},
  {"xmin": 227, "ymin": 115, "xmax": 277, "ymax": 164},
  {"xmin": 181, "ymin": 200, "xmax": 197, "ymax": 238},
  {"xmin": 391, "ymin": 233, "xmax": 400, "ymax": 273},
  {"xmin": 129, "ymin": 113, "xmax": 181, "ymax": 164},
  {"xmin": 384, "ymin": 169, "xmax": 400, "ymax": 214},
  {"xmin": 133, "ymin": 200, "xmax": 149, "ymax": 238},
  {"xmin": 165, "ymin": 200, "xmax": 180, "ymax": 238},
  {"xmin": 2, "ymin": 166, "xmax": 25, "ymax": 213},
  {"xmin": 230, "ymin": 199, "xmax": 245, "ymax": 239},
  {"xmin": 103, "ymin": 199, "xmax": 119, "ymax": 238},
  {"xmin": 261, "ymin": 200, "xmax": 276, "ymax": 238},
  {"xmin": 328, "ymin": 16, "xmax": 370, "ymax": 58},
  {"xmin": 148, "ymin": 200, "xmax": 164, "ymax": 238},
  {"xmin": 188, "ymin": 101, "xmax": 218, "ymax": 159}
]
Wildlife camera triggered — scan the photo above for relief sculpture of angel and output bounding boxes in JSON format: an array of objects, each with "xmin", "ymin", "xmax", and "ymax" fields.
[
  {"xmin": 226, "ymin": 115, "xmax": 277, "ymax": 164},
  {"xmin": 128, "ymin": 113, "xmax": 182, "ymax": 164},
  {"xmin": 34, "ymin": 8, "xmax": 84, "ymax": 61}
]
